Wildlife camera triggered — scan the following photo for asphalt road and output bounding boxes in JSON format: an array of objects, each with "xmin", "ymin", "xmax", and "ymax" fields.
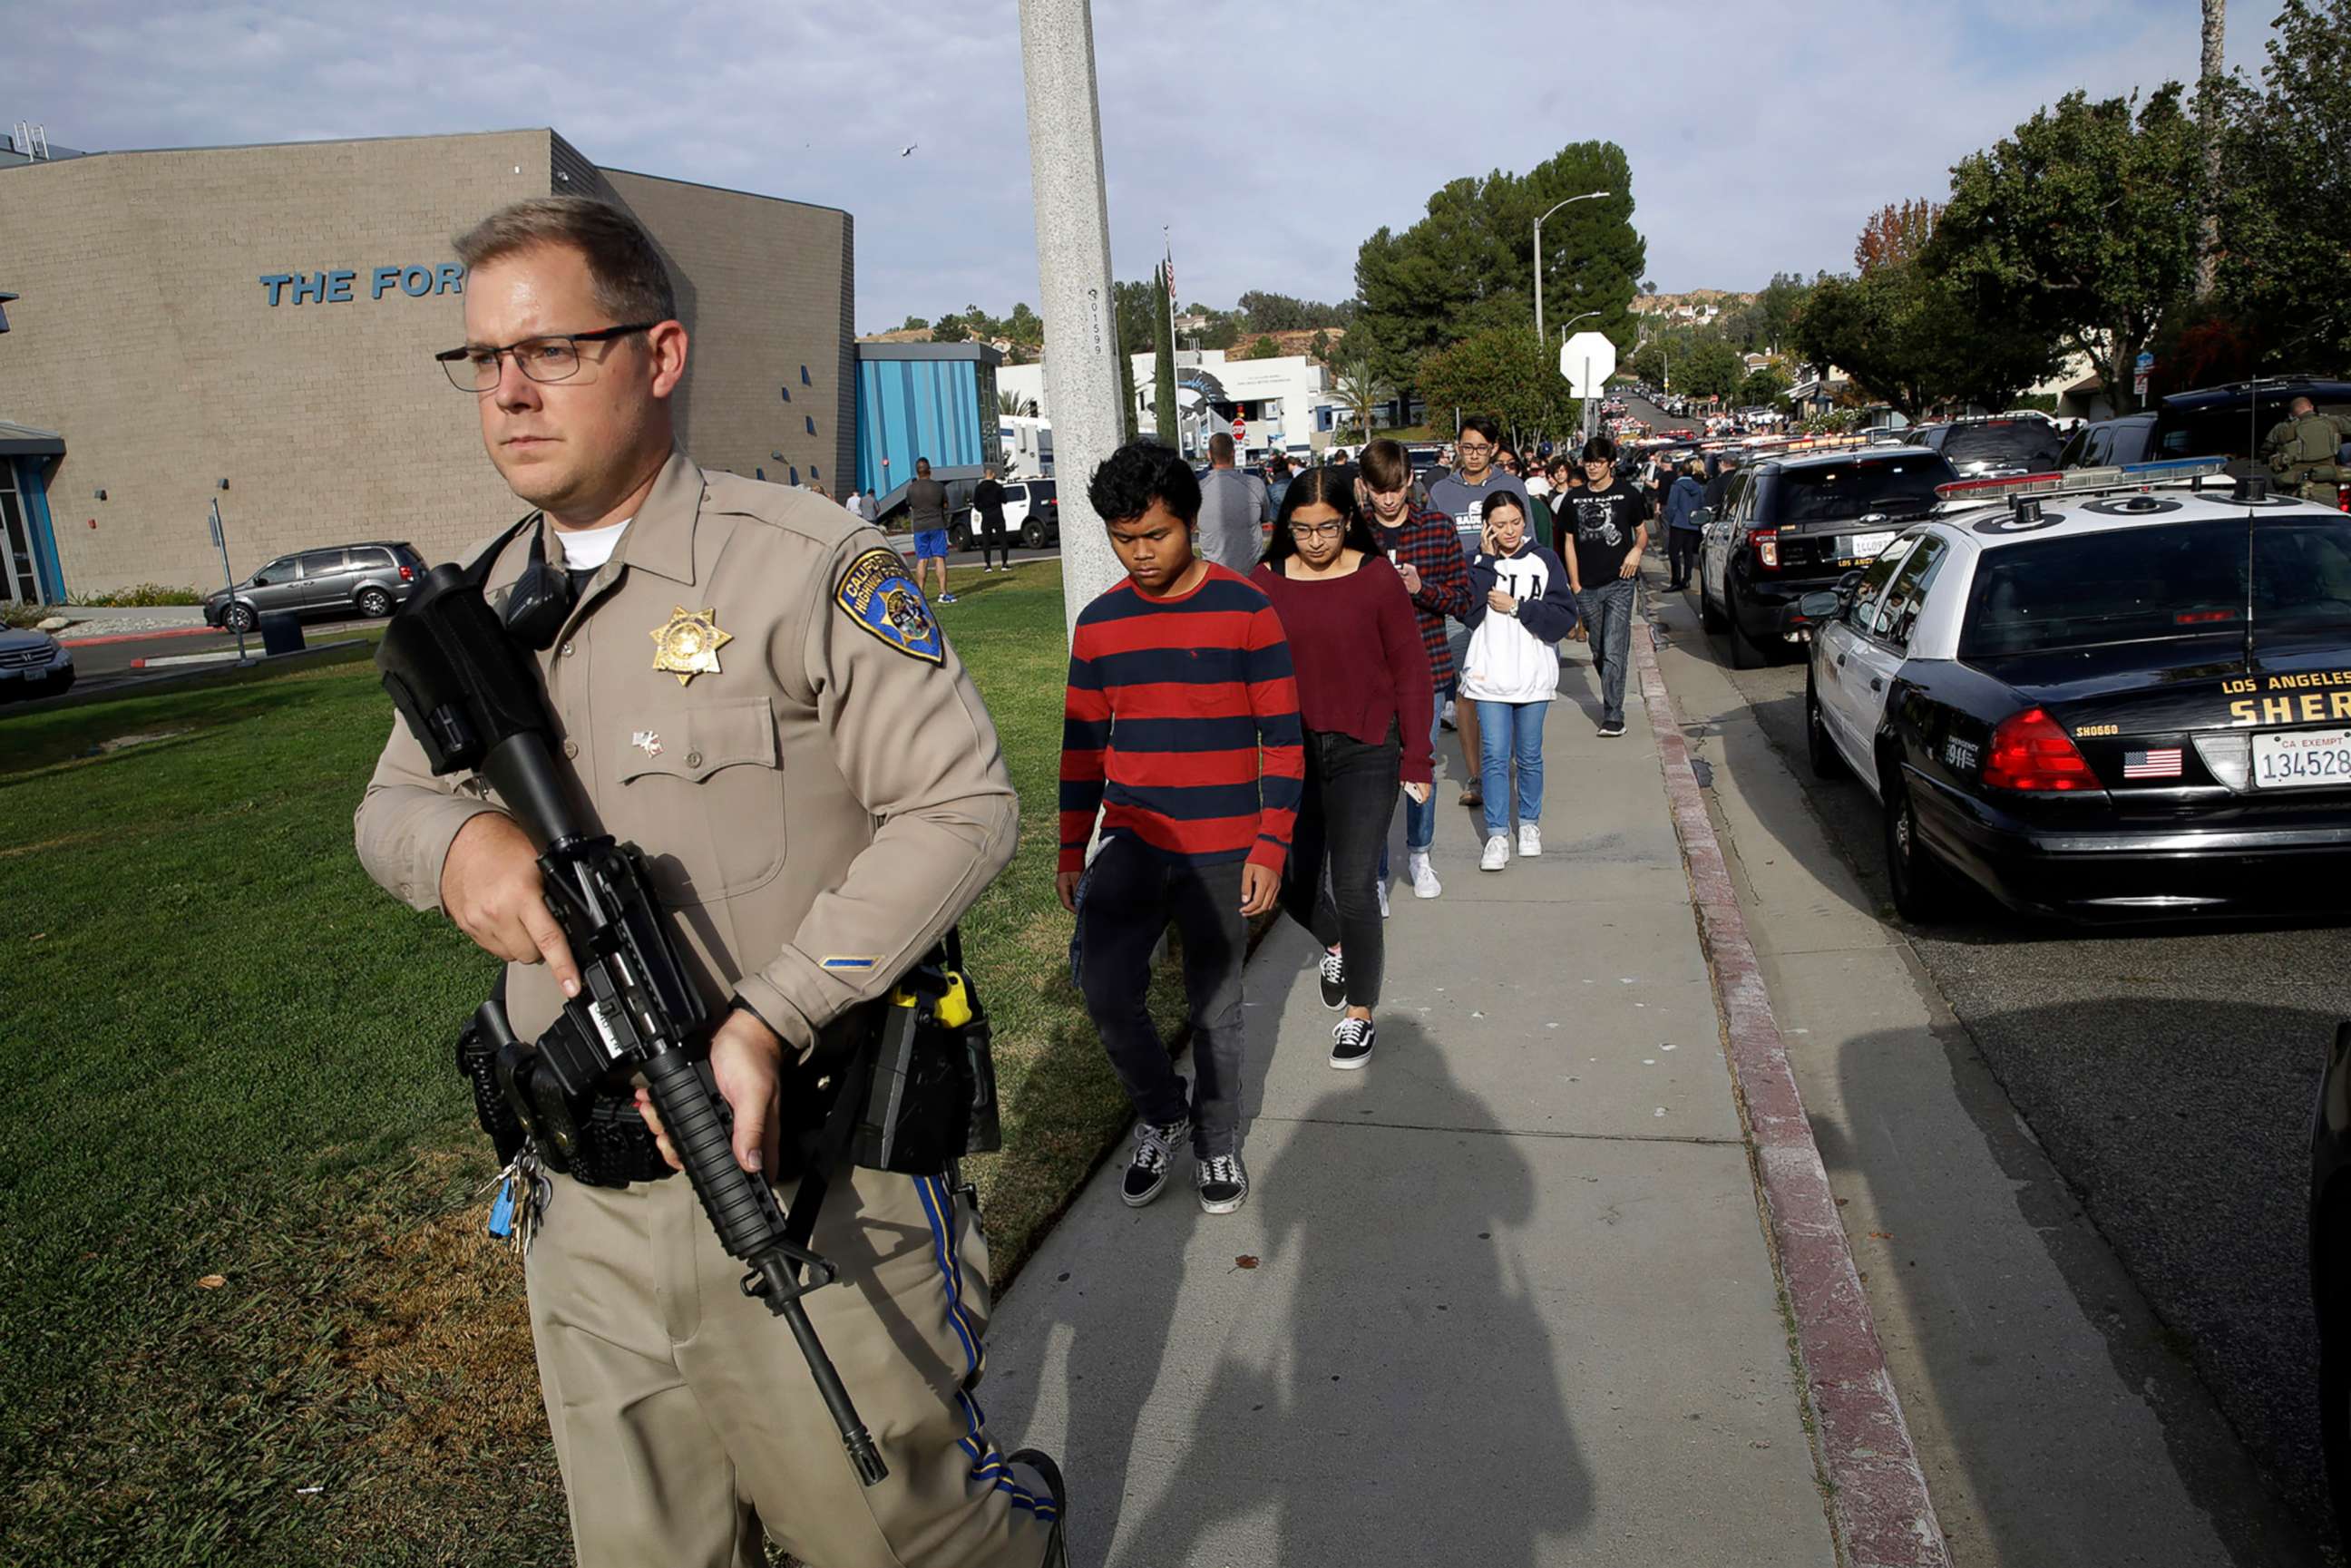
[
  {"xmin": 1660, "ymin": 570, "xmax": 2351, "ymax": 1534},
  {"xmin": 59, "ymin": 620, "xmax": 374, "ymax": 690}
]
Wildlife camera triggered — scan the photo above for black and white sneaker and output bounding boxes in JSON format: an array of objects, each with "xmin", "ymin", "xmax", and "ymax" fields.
[
  {"xmin": 1120, "ymin": 1116, "xmax": 1189, "ymax": 1207},
  {"xmin": 1330, "ymin": 1016, "xmax": 1375, "ymax": 1070},
  {"xmin": 1317, "ymin": 947, "xmax": 1346, "ymax": 1009},
  {"xmin": 1196, "ymin": 1152, "xmax": 1250, "ymax": 1214},
  {"xmin": 1598, "ymin": 718, "xmax": 1625, "ymax": 738}
]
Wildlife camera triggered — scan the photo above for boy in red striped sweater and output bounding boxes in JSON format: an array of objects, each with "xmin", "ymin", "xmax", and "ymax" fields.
[{"xmin": 1057, "ymin": 441, "xmax": 1303, "ymax": 1215}]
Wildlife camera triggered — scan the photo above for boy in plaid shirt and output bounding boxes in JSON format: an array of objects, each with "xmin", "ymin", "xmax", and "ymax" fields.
[{"xmin": 1358, "ymin": 438, "xmax": 1471, "ymax": 902}]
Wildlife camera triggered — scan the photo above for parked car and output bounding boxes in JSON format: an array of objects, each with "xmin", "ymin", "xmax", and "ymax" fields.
[
  {"xmin": 1696, "ymin": 444, "xmax": 1960, "ymax": 668},
  {"xmin": 203, "ymin": 541, "xmax": 426, "ymax": 632},
  {"xmin": 0, "ymin": 626, "xmax": 73, "ymax": 699},
  {"xmin": 1911, "ymin": 413, "xmax": 2065, "ymax": 480},
  {"xmin": 2057, "ymin": 413, "xmax": 2157, "ymax": 471},
  {"xmin": 2142, "ymin": 378, "xmax": 2351, "ymax": 498},
  {"xmin": 1801, "ymin": 461, "xmax": 2351, "ymax": 922}
]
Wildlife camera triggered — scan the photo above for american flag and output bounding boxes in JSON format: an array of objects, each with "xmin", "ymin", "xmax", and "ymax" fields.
[{"xmin": 2122, "ymin": 747, "xmax": 2183, "ymax": 779}]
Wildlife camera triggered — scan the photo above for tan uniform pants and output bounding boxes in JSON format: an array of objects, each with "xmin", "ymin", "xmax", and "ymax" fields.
[{"xmin": 524, "ymin": 1163, "xmax": 1058, "ymax": 1568}]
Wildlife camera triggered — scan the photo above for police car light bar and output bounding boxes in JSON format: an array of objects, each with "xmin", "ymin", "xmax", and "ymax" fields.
[{"xmin": 1934, "ymin": 458, "xmax": 2229, "ymax": 504}]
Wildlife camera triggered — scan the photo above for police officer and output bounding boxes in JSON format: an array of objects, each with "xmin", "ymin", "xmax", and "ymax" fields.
[
  {"xmin": 354, "ymin": 197, "xmax": 1064, "ymax": 1568},
  {"xmin": 2263, "ymin": 394, "xmax": 2347, "ymax": 504}
]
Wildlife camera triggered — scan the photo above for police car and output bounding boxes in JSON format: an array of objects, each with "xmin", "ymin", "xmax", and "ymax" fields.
[{"xmin": 1800, "ymin": 458, "xmax": 2351, "ymax": 922}]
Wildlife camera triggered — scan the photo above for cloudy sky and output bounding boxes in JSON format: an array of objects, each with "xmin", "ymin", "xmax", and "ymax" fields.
[{"xmin": 3, "ymin": 0, "xmax": 2290, "ymax": 333}]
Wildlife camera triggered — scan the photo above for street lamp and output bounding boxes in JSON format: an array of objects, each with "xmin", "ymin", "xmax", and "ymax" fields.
[
  {"xmin": 1533, "ymin": 190, "xmax": 1608, "ymax": 346},
  {"xmin": 1557, "ymin": 310, "xmax": 1600, "ymax": 344}
]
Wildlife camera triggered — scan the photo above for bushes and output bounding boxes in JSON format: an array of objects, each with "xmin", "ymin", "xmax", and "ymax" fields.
[{"xmin": 66, "ymin": 583, "xmax": 205, "ymax": 607}]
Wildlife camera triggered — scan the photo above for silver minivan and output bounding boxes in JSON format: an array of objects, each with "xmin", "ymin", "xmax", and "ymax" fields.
[{"xmin": 204, "ymin": 541, "xmax": 424, "ymax": 631}]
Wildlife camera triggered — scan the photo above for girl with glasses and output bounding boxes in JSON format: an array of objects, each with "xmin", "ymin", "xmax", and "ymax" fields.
[{"xmin": 1252, "ymin": 468, "xmax": 1434, "ymax": 1070}]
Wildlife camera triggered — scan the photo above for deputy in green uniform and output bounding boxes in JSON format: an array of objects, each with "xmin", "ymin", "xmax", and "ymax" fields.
[
  {"xmin": 354, "ymin": 197, "xmax": 1064, "ymax": 1568},
  {"xmin": 2263, "ymin": 394, "xmax": 2348, "ymax": 504}
]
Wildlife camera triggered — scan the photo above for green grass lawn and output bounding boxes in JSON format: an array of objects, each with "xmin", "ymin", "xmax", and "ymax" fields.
[{"xmin": 0, "ymin": 560, "xmax": 1183, "ymax": 1564}]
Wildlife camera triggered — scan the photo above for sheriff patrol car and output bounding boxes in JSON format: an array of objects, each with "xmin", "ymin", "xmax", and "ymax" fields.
[{"xmin": 1800, "ymin": 458, "xmax": 2351, "ymax": 922}]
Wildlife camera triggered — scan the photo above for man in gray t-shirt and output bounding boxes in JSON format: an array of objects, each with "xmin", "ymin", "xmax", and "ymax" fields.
[{"xmin": 1194, "ymin": 432, "xmax": 1273, "ymax": 573}]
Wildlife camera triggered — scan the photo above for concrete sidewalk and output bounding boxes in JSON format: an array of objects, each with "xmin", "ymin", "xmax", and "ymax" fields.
[{"xmin": 982, "ymin": 640, "xmax": 1844, "ymax": 1566}]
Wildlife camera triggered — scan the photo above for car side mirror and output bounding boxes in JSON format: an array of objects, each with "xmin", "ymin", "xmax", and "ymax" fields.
[
  {"xmin": 1797, "ymin": 589, "xmax": 1843, "ymax": 621},
  {"xmin": 250, "ymin": 573, "xmax": 272, "ymax": 588},
  {"xmin": 1836, "ymin": 570, "xmax": 1864, "ymax": 599},
  {"xmin": 1692, "ymin": 507, "xmax": 1714, "ymax": 527}
]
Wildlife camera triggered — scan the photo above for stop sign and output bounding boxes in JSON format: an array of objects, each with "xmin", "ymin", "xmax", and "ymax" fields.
[{"xmin": 1231, "ymin": 417, "xmax": 1246, "ymax": 439}]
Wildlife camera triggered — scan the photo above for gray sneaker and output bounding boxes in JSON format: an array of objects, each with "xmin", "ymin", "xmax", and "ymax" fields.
[{"xmin": 1121, "ymin": 1116, "xmax": 1189, "ymax": 1207}]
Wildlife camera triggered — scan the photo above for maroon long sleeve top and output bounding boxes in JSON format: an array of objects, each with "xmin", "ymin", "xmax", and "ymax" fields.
[{"xmin": 1253, "ymin": 555, "xmax": 1438, "ymax": 784}]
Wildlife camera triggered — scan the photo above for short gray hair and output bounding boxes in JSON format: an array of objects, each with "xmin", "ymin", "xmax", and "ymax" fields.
[{"xmin": 454, "ymin": 197, "xmax": 677, "ymax": 325}]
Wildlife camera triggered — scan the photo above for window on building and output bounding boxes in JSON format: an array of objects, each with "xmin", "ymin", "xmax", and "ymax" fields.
[
  {"xmin": 805, "ymin": 415, "xmax": 816, "ymax": 436},
  {"xmin": 801, "ymin": 365, "xmax": 812, "ymax": 385},
  {"xmin": 780, "ymin": 385, "xmax": 791, "ymax": 402},
  {"xmin": 790, "ymin": 465, "xmax": 800, "ymax": 485},
  {"xmin": 756, "ymin": 466, "xmax": 766, "ymax": 482}
]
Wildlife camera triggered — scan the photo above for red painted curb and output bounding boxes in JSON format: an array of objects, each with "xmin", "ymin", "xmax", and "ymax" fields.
[
  {"xmin": 58, "ymin": 624, "xmax": 216, "ymax": 648},
  {"xmin": 1634, "ymin": 616, "xmax": 1952, "ymax": 1568}
]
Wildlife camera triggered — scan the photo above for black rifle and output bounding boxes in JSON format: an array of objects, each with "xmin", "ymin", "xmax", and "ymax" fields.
[{"xmin": 376, "ymin": 541, "xmax": 889, "ymax": 1486}]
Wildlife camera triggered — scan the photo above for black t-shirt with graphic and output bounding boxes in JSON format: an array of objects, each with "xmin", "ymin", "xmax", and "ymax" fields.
[{"xmin": 1566, "ymin": 483, "xmax": 1652, "ymax": 586}]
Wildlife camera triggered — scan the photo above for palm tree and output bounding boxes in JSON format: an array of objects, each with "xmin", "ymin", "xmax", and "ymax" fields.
[
  {"xmin": 1332, "ymin": 355, "xmax": 1384, "ymax": 442},
  {"xmin": 996, "ymin": 389, "xmax": 1036, "ymax": 419},
  {"xmin": 2195, "ymin": 0, "xmax": 2227, "ymax": 298}
]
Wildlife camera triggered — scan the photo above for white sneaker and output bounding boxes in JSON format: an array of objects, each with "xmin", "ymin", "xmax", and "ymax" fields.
[
  {"xmin": 1480, "ymin": 834, "xmax": 1509, "ymax": 872},
  {"xmin": 1377, "ymin": 879, "xmax": 1391, "ymax": 919},
  {"xmin": 1440, "ymin": 698, "xmax": 1458, "ymax": 731},
  {"xmin": 1408, "ymin": 851, "xmax": 1442, "ymax": 899},
  {"xmin": 1518, "ymin": 823, "xmax": 1542, "ymax": 858}
]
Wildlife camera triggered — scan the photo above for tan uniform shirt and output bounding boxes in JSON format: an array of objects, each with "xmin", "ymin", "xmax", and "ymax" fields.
[{"xmin": 354, "ymin": 448, "xmax": 1018, "ymax": 1056}]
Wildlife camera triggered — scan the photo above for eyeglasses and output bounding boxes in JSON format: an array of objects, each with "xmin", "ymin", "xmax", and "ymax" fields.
[
  {"xmin": 1288, "ymin": 521, "xmax": 1345, "ymax": 540},
  {"xmin": 435, "ymin": 323, "xmax": 657, "ymax": 392},
  {"xmin": 1457, "ymin": 441, "xmax": 1495, "ymax": 455}
]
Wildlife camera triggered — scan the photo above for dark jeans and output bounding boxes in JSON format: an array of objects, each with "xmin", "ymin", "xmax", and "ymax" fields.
[
  {"xmin": 1283, "ymin": 726, "xmax": 1401, "ymax": 1008},
  {"xmin": 1072, "ymin": 834, "xmax": 1249, "ymax": 1156},
  {"xmin": 1667, "ymin": 527, "xmax": 1700, "ymax": 586},
  {"xmin": 978, "ymin": 523, "xmax": 1011, "ymax": 568},
  {"xmin": 1576, "ymin": 577, "xmax": 1637, "ymax": 726}
]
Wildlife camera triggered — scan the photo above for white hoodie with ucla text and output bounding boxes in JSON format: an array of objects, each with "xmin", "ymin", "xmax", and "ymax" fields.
[{"xmin": 1458, "ymin": 541, "xmax": 1581, "ymax": 705}]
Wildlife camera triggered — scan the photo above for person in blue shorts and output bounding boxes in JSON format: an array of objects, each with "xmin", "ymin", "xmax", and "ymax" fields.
[{"xmin": 906, "ymin": 457, "xmax": 957, "ymax": 604}]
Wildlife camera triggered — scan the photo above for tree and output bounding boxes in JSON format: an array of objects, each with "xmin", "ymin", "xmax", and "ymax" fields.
[
  {"xmin": 1738, "ymin": 366, "xmax": 1790, "ymax": 407},
  {"xmin": 1855, "ymin": 202, "xmax": 1938, "ymax": 273},
  {"xmin": 997, "ymin": 389, "xmax": 1036, "ymax": 418},
  {"xmin": 899, "ymin": 315, "xmax": 930, "ymax": 332},
  {"xmin": 1796, "ymin": 257, "xmax": 2059, "ymax": 417},
  {"xmin": 1237, "ymin": 290, "xmax": 1355, "ymax": 334},
  {"xmin": 1680, "ymin": 338, "xmax": 1746, "ymax": 404},
  {"xmin": 2214, "ymin": 0, "xmax": 2351, "ymax": 365},
  {"xmin": 1331, "ymin": 352, "xmax": 1386, "ymax": 441},
  {"xmin": 1111, "ymin": 278, "xmax": 1160, "ymax": 442},
  {"xmin": 1151, "ymin": 268, "xmax": 1178, "ymax": 448},
  {"xmin": 1935, "ymin": 85, "xmax": 2204, "ymax": 413},
  {"xmin": 1003, "ymin": 302, "xmax": 1044, "ymax": 346},
  {"xmin": 1237, "ymin": 335, "xmax": 1283, "ymax": 361},
  {"xmin": 1354, "ymin": 141, "xmax": 1645, "ymax": 400},
  {"xmin": 1414, "ymin": 327, "xmax": 1579, "ymax": 449}
]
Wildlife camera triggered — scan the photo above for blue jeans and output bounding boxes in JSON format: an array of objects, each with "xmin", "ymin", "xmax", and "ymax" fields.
[
  {"xmin": 1380, "ymin": 680, "xmax": 1449, "ymax": 881},
  {"xmin": 1474, "ymin": 699, "xmax": 1546, "ymax": 839},
  {"xmin": 1575, "ymin": 577, "xmax": 1637, "ymax": 726}
]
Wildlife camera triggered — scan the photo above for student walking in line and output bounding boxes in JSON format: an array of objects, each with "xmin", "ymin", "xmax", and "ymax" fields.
[
  {"xmin": 1358, "ymin": 438, "xmax": 1472, "ymax": 906},
  {"xmin": 1059, "ymin": 441, "xmax": 1302, "ymax": 1216},
  {"xmin": 1426, "ymin": 416, "xmax": 1530, "ymax": 810},
  {"xmin": 1561, "ymin": 435, "xmax": 1650, "ymax": 738},
  {"xmin": 1253, "ymin": 467, "xmax": 1433, "ymax": 1070},
  {"xmin": 971, "ymin": 463, "xmax": 1013, "ymax": 573},
  {"xmin": 1196, "ymin": 431, "xmax": 1275, "ymax": 573},
  {"xmin": 1459, "ymin": 492, "xmax": 1579, "ymax": 872},
  {"xmin": 1663, "ymin": 457, "xmax": 1707, "ymax": 590}
]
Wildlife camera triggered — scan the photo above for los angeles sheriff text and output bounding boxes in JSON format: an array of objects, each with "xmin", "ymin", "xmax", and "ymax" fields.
[{"xmin": 2226, "ymin": 670, "xmax": 2351, "ymax": 726}]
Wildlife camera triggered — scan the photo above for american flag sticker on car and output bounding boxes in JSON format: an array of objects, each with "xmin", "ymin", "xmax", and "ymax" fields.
[{"xmin": 2122, "ymin": 747, "xmax": 2183, "ymax": 779}]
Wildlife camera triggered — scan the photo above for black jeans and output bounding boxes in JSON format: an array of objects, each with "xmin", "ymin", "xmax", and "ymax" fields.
[
  {"xmin": 978, "ymin": 523, "xmax": 1011, "ymax": 568},
  {"xmin": 1668, "ymin": 527, "xmax": 1699, "ymax": 586},
  {"xmin": 1282, "ymin": 725, "xmax": 1401, "ymax": 1008},
  {"xmin": 1072, "ymin": 834, "xmax": 1249, "ymax": 1156}
]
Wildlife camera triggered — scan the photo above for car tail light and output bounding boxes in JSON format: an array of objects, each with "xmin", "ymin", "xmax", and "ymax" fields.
[
  {"xmin": 2337, "ymin": 483, "xmax": 2348, "ymax": 512},
  {"xmin": 398, "ymin": 564, "xmax": 415, "ymax": 581},
  {"xmin": 1745, "ymin": 525, "xmax": 1780, "ymax": 570},
  {"xmin": 1983, "ymin": 707, "xmax": 2097, "ymax": 791}
]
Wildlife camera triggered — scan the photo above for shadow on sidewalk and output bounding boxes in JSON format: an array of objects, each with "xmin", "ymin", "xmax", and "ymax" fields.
[{"xmin": 1098, "ymin": 1017, "xmax": 1592, "ymax": 1565}]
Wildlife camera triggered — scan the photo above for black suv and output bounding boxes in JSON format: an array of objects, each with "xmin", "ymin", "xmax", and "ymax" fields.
[
  {"xmin": 1910, "ymin": 413, "xmax": 2064, "ymax": 479},
  {"xmin": 2144, "ymin": 377, "xmax": 2351, "ymax": 488},
  {"xmin": 1694, "ymin": 445, "xmax": 1958, "ymax": 667},
  {"xmin": 203, "ymin": 540, "xmax": 426, "ymax": 632}
]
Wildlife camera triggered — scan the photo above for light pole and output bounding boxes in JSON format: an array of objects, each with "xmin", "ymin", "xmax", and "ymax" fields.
[{"xmin": 1532, "ymin": 190, "xmax": 1608, "ymax": 346}]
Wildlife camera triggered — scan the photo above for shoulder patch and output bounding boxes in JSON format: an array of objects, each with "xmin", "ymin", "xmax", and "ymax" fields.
[{"xmin": 834, "ymin": 547, "xmax": 945, "ymax": 665}]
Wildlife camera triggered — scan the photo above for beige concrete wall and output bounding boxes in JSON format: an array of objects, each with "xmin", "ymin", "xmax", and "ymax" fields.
[
  {"xmin": 0, "ymin": 129, "xmax": 854, "ymax": 597},
  {"xmin": 598, "ymin": 169, "xmax": 855, "ymax": 496}
]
